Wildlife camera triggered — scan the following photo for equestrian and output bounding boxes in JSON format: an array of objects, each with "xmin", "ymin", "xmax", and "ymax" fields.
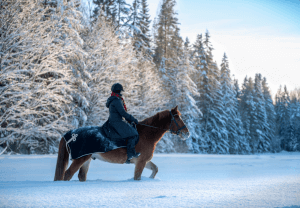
[{"xmin": 102, "ymin": 83, "xmax": 141, "ymax": 164}]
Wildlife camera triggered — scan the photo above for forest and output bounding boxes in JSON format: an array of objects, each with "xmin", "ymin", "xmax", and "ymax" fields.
[{"xmin": 0, "ymin": 0, "xmax": 299, "ymax": 154}]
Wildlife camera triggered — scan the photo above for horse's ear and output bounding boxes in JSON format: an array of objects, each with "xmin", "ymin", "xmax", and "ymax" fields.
[{"xmin": 171, "ymin": 106, "xmax": 178, "ymax": 114}]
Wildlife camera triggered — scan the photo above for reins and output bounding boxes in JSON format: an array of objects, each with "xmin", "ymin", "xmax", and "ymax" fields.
[
  {"xmin": 138, "ymin": 123, "xmax": 168, "ymax": 130},
  {"xmin": 133, "ymin": 111, "xmax": 187, "ymax": 135}
]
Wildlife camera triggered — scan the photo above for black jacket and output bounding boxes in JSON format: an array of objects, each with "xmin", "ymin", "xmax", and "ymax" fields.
[{"xmin": 102, "ymin": 95, "xmax": 138, "ymax": 140}]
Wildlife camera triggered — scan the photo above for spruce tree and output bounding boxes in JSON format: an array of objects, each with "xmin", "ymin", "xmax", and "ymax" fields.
[
  {"xmin": 175, "ymin": 36, "xmax": 202, "ymax": 153},
  {"xmin": 290, "ymin": 91, "xmax": 300, "ymax": 151},
  {"xmin": 262, "ymin": 77, "xmax": 277, "ymax": 152},
  {"xmin": 275, "ymin": 85, "xmax": 284, "ymax": 151},
  {"xmin": 220, "ymin": 53, "xmax": 249, "ymax": 154},
  {"xmin": 203, "ymin": 32, "xmax": 228, "ymax": 154},
  {"xmin": 240, "ymin": 77, "xmax": 256, "ymax": 153},
  {"xmin": 92, "ymin": 0, "xmax": 115, "ymax": 22},
  {"xmin": 131, "ymin": 0, "xmax": 152, "ymax": 56},
  {"xmin": 278, "ymin": 86, "xmax": 296, "ymax": 151},
  {"xmin": 154, "ymin": 0, "xmax": 180, "ymax": 68},
  {"xmin": 191, "ymin": 33, "xmax": 210, "ymax": 153},
  {"xmin": 253, "ymin": 74, "xmax": 270, "ymax": 153},
  {"xmin": 112, "ymin": 0, "xmax": 131, "ymax": 35}
]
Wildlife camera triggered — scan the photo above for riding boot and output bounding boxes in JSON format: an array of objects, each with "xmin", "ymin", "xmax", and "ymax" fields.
[{"xmin": 125, "ymin": 135, "xmax": 140, "ymax": 164}]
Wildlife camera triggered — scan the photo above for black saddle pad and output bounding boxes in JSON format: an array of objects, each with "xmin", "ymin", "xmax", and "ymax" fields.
[{"xmin": 63, "ymin": 126, "xmax": 130, "ymax": 160}]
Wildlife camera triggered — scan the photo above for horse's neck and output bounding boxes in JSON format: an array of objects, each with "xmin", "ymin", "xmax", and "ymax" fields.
[{"xmin": 151, "ymin": 114, "xmax": 171, "ymax": 143}]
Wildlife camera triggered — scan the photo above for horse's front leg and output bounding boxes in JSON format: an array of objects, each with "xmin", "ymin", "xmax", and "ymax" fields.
[
  {"xmin": 64, "ymin": 155, "xmax": 92, "ymax": 181},
  {"xmin": 134, "ymin": 159, "xmax": 147, "ymax": 180},
  {"xmin": 145, "ymin": 161, "xmax": 158, "ymax": 179}
]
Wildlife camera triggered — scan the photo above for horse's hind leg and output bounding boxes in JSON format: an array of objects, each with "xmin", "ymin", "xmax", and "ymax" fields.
[
  {"xmin": 145, "ymin": 161, "xmax": 158, "ymax": 179},
  {"xmin": 64, "ymin": 155, "xmax": 92, "ymax": 181},
  {"xmin": 78, "ymin": 158, "xmax": 91, "ymax": 182}
]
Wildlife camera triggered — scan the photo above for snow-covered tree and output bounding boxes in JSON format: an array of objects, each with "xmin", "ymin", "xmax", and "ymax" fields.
[
  {"xmin": 111, "ymin": 0, "xmax": 131, "ymax": 35},
  {"xmin": 275, "ymin": 85, "xmax": 298, "ymax": 151},
  {"xmin": 289, "ymin": 90, "xmax": 300, "ymax": 151},
  {"xmin": 253, "ymin": 74, "xmax": 270, "ymax": 153},
  {"xmin": 130, "ymin": 0, "xmax": 152, "ymax": 56},
  {"xmin": 220, "ymin": 53, "xmax": 249, "ymax": 154},
  {"xmin": 176, "ymin": 45, "xmax": 202, "ymax": 153},
  {"xmin": 153, "ymin": 0, "xmax": 180, "ymax": 68},
  {"xmin": 262, "ymin": 77, "xmax": 277, "ymax": 152},
  {"xmin": 201, "ymin": 32, "xmax": 228, "ymax": 154},
  {"xmin": 240, "ymin": 77, "xmax": 256, "ymax": 153},
  {"xmin": 153, "ymin": 0, "xmax": 205, "ymax": 153},
  {"xmin": 0, "ymin": 0, "xmax": 78, "ymax": 153},
  {"xmin": 92, "ymin": 0, "xmax": 115, "ymax": 23}
]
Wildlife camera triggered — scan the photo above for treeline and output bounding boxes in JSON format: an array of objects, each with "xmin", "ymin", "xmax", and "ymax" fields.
[{"xmin": 0, "ymin": 0, "xmax": 299, "ymax": 154}]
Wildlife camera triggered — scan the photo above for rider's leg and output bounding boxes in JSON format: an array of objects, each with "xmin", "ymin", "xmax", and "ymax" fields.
[{"xmin": 126, "ymin": 135, "xmax": 140, "ymax": 164}]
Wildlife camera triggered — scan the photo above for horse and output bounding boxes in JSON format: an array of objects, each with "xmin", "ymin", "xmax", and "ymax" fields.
[{"xmin": 54, "ymin": 106, "xmax": 189, "ymax": 181}]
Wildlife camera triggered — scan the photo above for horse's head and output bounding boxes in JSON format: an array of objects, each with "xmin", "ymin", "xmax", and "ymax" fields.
[{"xmin": 169, "ymin": 106, "xmax": 190, "ymax": 140}]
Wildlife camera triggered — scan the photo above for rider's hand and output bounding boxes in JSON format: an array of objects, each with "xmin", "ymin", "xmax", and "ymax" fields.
[{"xmin": 133, "ymin": 118, "xmax": 138, "ymax": 124}]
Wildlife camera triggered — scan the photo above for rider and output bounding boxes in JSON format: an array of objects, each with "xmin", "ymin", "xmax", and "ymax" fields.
[{"xmin": 105, "ymin": 83, "xmax": 141, "ymax": 164}]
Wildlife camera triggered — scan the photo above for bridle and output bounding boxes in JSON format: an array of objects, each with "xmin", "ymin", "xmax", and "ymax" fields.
[
  {"xmin": 169, "ymin": 111, "xmax": 187, "ymax": 135},
  {"xmin": 134, "ymin": 111, "xmax": 187, "ymax": 135}
]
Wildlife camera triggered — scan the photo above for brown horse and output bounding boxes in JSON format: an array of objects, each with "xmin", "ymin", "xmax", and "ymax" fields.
[{"xmin": 54, "ymin": 106, "xmax": 189, "ymax": 181}]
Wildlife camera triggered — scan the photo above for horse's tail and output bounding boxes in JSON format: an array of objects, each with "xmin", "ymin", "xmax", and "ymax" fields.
[{"xmin": 54, "ymin": 137, "xmax": 69, "ymax": 181}]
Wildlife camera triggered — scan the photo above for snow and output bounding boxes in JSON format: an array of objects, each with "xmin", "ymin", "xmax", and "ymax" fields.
[{"xmin": 0, "ymin": 152, "xmax": 299, "ymax": 208}]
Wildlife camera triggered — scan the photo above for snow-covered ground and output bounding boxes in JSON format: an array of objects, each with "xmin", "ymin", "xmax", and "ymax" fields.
[{"xmin": 0, "ymin": 152, "xmax": 299, "ymax": 208}]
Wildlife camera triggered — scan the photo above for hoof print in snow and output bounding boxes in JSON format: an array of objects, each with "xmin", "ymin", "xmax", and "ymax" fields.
[{"xmin": 154, "ymin": 195, "xmax": 167, "ymax": 198}]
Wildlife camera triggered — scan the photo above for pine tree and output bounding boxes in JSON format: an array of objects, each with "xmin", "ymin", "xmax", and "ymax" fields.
[
  {"xmin": 275, "ymin": 85, "xmax": 284, "ymax": 150},
  {"xmin": 187, "ymin": 34, "xmax": 209, "ymax": 153},
  {"xmin": 153, "ymin": 0, "xmax": 180, "ymax": 68},
  {"xmin": 131, "ymin": 0, "xmax": 152, "ymax": 56},
  {"xmin": 234, "ymin": 79, "xmax": 241, "ymax": 101},
  {"xmin": 191, "ymin": 34, "xmax": 205, "ymax": 87},
  {"xmin": 153, "ymin": 0, "xmax": 204, "ymax": 152},
  {"xmin": 153, "ymin": 0, "xmax": 182, "ymax": 111},
  {"xmin": 290, "ymin": 90, "xmax": 300, "ymax": 151},
  {"xmin": 279, "ymin": 86, "xmax": 296, "ymax": 151},
  {"xmin": 112, "ymin": 0, "xmax": 131, "ymax": 35},
  {"xmin": 184, "ymin": 37, "xmax": 196, "ymax": 76},
  {"xmin": 233, "ymin": 79, "xmax": 250, "ymax": 153},
  {"xmin": 175, "ymin": 38, "xmax": 202, "ymax": 153},
  {"xmin": 253, "ymin": 74, "xmax": 270, "ymax": 153},
  {"xmin": 92, "ymin": 0, "xmax": 115, "ymax": 23},
  {"xmin": 262, "ymin": 77, "xmax": 278, "ymax": 152},
  {"xmin": 220, "ymin": 53, "xmax": 249, "ymax": 154},
  {"xmin": 240, "ymin": 77, "xmax": 256, "ymax": 153},
  {"xmin": 203, "ymin": 31, "xmax": 228, "ymax": 154}
]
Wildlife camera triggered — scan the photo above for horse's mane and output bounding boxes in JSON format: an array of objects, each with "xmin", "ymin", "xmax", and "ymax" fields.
[{"xmin": 139, "ymin": 110, "xmax": 170, "ymax": 126}]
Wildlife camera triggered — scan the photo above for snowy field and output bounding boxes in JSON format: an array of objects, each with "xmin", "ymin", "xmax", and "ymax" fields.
[{"xmin": 0, "ymin": 152, "xmax": 299, "ymax": 208}]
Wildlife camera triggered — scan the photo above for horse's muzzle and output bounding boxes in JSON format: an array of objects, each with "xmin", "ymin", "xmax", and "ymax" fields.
[{"xmin": 179, "ymin": 132, "xmax": 190, "ymax": 140}]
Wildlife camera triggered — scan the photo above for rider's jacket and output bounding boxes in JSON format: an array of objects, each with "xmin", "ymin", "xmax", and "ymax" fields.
[{"xmin": 102, "ymin": 95, "xmax": 138, "ymax": 140}]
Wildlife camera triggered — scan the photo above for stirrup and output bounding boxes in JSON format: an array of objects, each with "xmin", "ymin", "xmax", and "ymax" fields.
[
  {"xmin": 133, "ymin": 152, "xmax": 141, "ymax": 158},
  {"xmin": 125, "ymin": 158, "xmax": 131, "ymax": 164}
]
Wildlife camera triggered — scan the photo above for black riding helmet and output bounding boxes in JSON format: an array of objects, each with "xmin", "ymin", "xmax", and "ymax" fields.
[{"xmin": 111, "ymin": 83, "xmax": 124, "ymax": 93}]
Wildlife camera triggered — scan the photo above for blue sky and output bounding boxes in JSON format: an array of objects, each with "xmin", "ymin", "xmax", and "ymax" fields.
[{"xmin": 116, "ymin": 0, "xmax": 300, "ymax": 97}]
